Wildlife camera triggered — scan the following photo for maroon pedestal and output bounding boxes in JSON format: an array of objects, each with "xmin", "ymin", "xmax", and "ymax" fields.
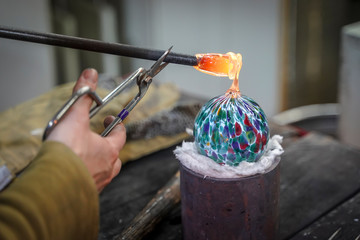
[{"xmin": 180, "ymin": 162, "xmax": 280, "ymax": 240}]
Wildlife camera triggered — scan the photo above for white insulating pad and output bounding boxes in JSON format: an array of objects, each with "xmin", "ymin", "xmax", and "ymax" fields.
[{"xmin": 174, "ymin": 135, "xmax": 284, "ymax": 178}]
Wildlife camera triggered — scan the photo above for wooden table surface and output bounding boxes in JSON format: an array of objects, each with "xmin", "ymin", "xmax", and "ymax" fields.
[{"xmin": 98, "ymin": 123, "xmax": 360, "ymax": 240}]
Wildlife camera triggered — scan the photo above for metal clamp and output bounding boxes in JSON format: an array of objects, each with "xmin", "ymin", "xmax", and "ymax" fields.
[{"xmin": 42, "ymin": 46, "xmax": 172, "ymax": 140}]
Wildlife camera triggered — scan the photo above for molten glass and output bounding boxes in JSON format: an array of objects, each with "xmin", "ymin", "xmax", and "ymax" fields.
[
  {"xmin": 194, "ymin": 52, "xmax": 242, "ymax": 95},
  {"xmin": 193, "ymin": 52, "xmax": 270, "ymax": 165}
]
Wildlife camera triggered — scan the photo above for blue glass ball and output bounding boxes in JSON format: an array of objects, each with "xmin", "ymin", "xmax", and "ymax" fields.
[{"xmin": 194, "ymin": 93, "xmax": 270, "ymax": 166}]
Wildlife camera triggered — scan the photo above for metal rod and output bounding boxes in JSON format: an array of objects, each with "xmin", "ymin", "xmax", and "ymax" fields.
[{"xmin": 0, "ymin": 25, "xmax": 198, "ymax": 66}]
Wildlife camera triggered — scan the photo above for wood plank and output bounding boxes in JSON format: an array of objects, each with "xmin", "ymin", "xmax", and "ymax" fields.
[
  {"xmin": 279, "ymin": 133, "xmax": 360, "ymax": 239},
  {"xmin": 98, "ymin": 145, "xmax": 180, "ymax": 240},
  {"xmin": 117, "ymin": 171, "xmax": 181, "ymax": 240},
  {"xmin": 143, "ymin": 205, "xmax": 182, "ymax": 240},
  {"xmin": 290, "ymin": 191, "xmax": 360, "ymax": 240}
]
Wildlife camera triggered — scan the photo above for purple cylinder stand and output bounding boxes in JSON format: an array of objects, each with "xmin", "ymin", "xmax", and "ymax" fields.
[{"xmin": 180, "ymin": 162, "xmax": 280, "ymax": 240}]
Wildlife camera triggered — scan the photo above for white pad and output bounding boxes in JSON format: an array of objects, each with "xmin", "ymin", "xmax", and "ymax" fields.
[{"xmin": 174, "ymin": 135, "xmax": 284, "ymax": 179}]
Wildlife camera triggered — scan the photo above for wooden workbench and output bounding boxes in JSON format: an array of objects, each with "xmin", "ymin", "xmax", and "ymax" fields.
[{"xmin": 99, "ymin": 123, "xmax": 360, "ymax": 240}]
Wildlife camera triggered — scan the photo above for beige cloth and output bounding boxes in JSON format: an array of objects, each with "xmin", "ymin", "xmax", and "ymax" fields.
[{"xmin": 0, "ymin": 81, "xmax": 188, "ymax": 181}]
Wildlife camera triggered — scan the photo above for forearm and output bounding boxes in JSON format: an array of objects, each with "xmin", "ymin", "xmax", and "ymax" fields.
[{"xmin": 0, "ymin": 141, "xmax": 99, "ymax": 240}]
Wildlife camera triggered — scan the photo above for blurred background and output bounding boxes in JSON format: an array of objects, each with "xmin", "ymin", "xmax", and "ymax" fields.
[{"xmin": 0, "ymin": 0, "xmax": 360, "ymax": 145}]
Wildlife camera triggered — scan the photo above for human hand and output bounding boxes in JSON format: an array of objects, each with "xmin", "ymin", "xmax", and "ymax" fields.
[{"xmin": 46, "ymin": 69, "xmax": 126, "ymax": 192}]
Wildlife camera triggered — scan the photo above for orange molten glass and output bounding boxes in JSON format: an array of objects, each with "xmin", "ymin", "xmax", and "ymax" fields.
[{"xmin": 194, "ymin": 52, "xmax": 242, "ymax": 97}]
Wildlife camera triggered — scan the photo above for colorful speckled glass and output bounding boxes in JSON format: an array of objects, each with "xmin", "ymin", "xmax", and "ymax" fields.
[{"xmin": 194, "ymin": 93, "xmax": 270, "ymax": 166}]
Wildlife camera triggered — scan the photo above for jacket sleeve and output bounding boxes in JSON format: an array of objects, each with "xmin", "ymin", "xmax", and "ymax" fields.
[{"xmin": 0, "ymin": 141, "xmax": 99, "ymax": 240}]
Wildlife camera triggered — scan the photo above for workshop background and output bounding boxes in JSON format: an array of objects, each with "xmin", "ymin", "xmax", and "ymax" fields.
[{"xmin": 0, "ymin": 0, "xmax": 360, "ymax": 142}]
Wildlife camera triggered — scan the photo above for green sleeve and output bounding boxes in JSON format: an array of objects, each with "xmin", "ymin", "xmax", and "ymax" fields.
[{"xmin": 0, "ymin": 141, "xmax": 99, "ymax": 240}]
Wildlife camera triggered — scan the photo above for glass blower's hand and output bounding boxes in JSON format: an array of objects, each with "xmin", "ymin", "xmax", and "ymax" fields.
[{"xmin": 46, "ymin": 68, "xmax": 126, "ymax": 192}]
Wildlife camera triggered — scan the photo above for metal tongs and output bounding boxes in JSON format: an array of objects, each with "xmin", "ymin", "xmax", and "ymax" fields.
[{"xmin": 42, "ymin": 46, "xmax": 172, "ymax": 140}]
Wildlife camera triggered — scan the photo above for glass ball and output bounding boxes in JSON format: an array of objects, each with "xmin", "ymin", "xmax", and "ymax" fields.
[{"xmin": 194, "ymin": 93, "xmax": 270, "ymax": 166}]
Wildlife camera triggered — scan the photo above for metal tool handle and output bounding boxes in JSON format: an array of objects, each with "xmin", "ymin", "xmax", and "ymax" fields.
[
  {"xmin": 89, "ymin": 68, "xmax": 145, "ymax": 118},
  {"xmin": 42, "ymin": 86, "xmax": 103, "ymax": 140},
  {"xmin": 42, "ymin": 68, "xmax": 145, "ymax": 141},
  {"xmin": 101, "ymin": 76, "xmax": 151, "ymax": 137}
]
